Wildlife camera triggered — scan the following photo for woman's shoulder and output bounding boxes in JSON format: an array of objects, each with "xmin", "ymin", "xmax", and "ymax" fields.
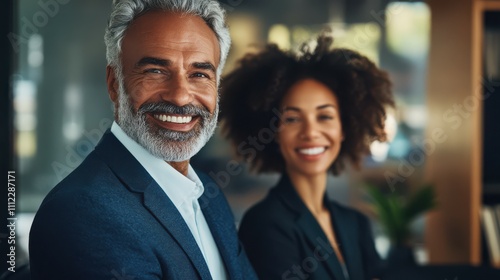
[
  {"xmin": 244, "ymin": 191, "xmax": 292, "ymax": 219},
  {"xmin": 329, "ymin": 199, "xmax": 371, "ymax": 224},
  {"xmin": 239, "ymin": 188, "xmax": 298, "ymax": 231}
]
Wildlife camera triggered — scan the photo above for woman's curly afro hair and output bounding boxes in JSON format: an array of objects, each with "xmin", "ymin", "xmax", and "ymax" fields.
[{"xmin": 220, "ymin": 34, "xmax": 394, "ymax": 175}]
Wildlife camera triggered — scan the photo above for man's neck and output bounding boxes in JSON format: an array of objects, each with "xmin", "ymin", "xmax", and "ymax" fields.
[{"xmin": 167, "ymin": 161, "xmax": 190, "ymax": 176}]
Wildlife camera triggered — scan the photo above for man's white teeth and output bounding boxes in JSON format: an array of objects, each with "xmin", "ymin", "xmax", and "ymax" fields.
[
  {"xmin": 297, "ymin": 147, "xmax": 326, "ymax": 155},
  {"xmin": 154, "ymin": 114, "xmax": 193, "ymax": 124}
]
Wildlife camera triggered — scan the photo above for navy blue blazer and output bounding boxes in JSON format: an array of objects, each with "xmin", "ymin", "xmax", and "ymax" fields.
[
  {"xmin": 239, "ymin": 175, "xmax": 384, "ymax": 280},
  {"xmin": 29, "ymin": 130, "xmax": 257, "ymax": 280}
]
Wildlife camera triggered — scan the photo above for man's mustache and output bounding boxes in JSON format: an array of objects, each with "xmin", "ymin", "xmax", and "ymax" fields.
[{"xmin": 137, "ymin": 102, "xmax": 211, "ymax": 118}]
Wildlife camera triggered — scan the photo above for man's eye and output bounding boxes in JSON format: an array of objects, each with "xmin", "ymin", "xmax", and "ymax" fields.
[
  {"xmin": 191, "ymin": 72, "xmax": 209, "ymax": 78},
  {"xmin": 145, "ymin": 69, "xmax": 162, "ymax": 74}
]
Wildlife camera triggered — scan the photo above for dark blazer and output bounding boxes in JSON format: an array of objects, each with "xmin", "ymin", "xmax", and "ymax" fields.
[
  {"xmin": 29, "ymin": 130, "xmax": 257, "ymax": 280},
  {"xmin": 239, "ymin": 176, "xmax": 384, "ymax": 280}
]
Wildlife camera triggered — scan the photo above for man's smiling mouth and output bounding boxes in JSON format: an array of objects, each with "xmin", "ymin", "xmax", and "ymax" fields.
[{"xmin": 153, "ymin": 114, "xmax": 194, "ymax": 124}]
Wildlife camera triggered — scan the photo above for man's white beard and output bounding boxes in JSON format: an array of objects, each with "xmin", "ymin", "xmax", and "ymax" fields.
[{"xmin": 115, "ymin": 79, "xmax": 218, "ymax": 162}]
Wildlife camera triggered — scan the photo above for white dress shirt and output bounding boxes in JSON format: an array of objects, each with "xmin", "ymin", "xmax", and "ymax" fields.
[{"xmin": 111, "ymin": 122, "xmax": 227, "ymax": 280}]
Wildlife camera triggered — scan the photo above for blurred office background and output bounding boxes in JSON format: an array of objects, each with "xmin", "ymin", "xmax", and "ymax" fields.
[{"xmin": 3, "ymin": 0, "xmax": 499, "ymax": 273}]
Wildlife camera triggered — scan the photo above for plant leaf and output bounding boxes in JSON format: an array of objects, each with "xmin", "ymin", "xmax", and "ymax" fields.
[
  {"xmin": 404, "ymin": 184, "xmax": 437, "ymax": 222},
  {"xmin": 365, "ymin": 185, "xmax": 401, "ymax": 241}
]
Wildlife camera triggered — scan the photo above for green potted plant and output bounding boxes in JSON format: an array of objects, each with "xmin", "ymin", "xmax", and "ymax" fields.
[{"xmin": 365, "ymin": 183, "xmax": 437, "ymax": 266}]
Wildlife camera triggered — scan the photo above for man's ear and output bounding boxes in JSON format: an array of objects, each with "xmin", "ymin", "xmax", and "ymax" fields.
[{"xmin": 106, "ymin": 65, "xmax": 119, "ymax": 103}]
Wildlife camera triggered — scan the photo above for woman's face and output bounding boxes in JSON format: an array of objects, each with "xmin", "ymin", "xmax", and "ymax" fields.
[{"xmin": 277, "ymin": 79, "xmax": 343, "ymax": 177}]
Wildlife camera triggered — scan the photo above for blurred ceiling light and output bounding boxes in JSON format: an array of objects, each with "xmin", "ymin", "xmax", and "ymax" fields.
[
  {"xmin": 228, "ymin": 14, "xmax": 260, "ymax": 47},
  {"xmin": 371, "ymin": 140, "xmax": 391, "ymax": 162},
  {"xmin": 15, "ymin": 114, "xmax": 36, "ymax": 132},
  {"xmin": 14, "ymin": 80, "xmax": 36, "ymax": 114},
  {"xmin": 402, "ymin": 105, "xmax": 427, "ymax": 129},
  {"xmin": 370, "ymin": 112, "xmax": 398, "ymax": 162},
  {"xmin": 330, "ymin": 23, "xmax": 381, "ymax": 65},
  {"xmin": 329, "ymin": 22, "xmax": 347, "ymax": 38},
  {"xmin": 375, "ymin": 234, "xmax": 391, "ymax": 259},
  {"xmin": 28, "ymin": 34, "xmax": 44, "ymax": 68},
  {"xmin": 16, "ymin": 131, "xmax": 37, "ymax": 158},
  {"xmin": 386, "ymin": 2, "xmax": 430, "ymax": 59},
  {"xmin": 14, "ymin": 79, "xmax": 38, "ymax": 158},
  {"xmin": 63, "ymin": 85, "xmax": 84, "ymax": 141},
  {"xmin": 292, "ymin": 26, "xmax": 311, "ymax": 46},
  {"xmin": 225, "ymin": 14, "xmax": 261, "ymax": 74},
  {"xmin": 268, "ymin": 24, "xmax": 291, "ymax": 50},
  {"xmin": 384, "ymin": 112, "xmax": 398, "ymax": 142},
  {"xmin": 14, "ymin": 80, "xmax": 37, "ymax": 132}
]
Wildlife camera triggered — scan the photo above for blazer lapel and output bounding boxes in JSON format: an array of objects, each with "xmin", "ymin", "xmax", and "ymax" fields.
[
  {"xmin": 295, "ymin": 211, "xmax": 348, "ymax": 280},
  {"xmin": 197, "ymin": 173, "xmax": 240, "ymax": 280},
  {"xmin": 275, "ymin": 176, "xmax": 347, "ymax": 280},
  {"xmin": 142, "ymin": 185, "xmax": 212, "ymax": 280},
  {"xmin": 328, "ymin": 202, "xmax": 364, "ymax": 280},
  {"xmin": 94, "ymin": 131, "xmax": 212, "ymax": 280}
]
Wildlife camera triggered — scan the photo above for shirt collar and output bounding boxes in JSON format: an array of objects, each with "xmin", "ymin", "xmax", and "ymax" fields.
[{"xmin": 110, "ymin": 121, "xmax": 205, "ymax": 209}]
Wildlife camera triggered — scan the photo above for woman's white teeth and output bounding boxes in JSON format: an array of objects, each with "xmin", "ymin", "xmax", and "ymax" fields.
[
  {"xmin": 298, "ymin": 147, "xmax": 326, "ymax": 155},
  {"xmin": 154, "ymin": 114, "xmax": 193, "ymax": 124}
]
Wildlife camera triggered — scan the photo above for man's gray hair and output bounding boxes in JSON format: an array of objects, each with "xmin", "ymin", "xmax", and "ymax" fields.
[{"xmin": 104, "ymin": 0, "xmax": 231, "ymax": 80}]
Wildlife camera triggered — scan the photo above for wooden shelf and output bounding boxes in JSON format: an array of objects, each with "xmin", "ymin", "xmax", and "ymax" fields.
[{"xmin": 425, "ymin": 0, "xmax": 500, "ymax": 265}]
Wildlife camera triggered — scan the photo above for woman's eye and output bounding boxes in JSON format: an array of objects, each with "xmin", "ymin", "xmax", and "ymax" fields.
[
  {"xmin": 319, "ymin": 115, "xmax": 333, "ymax": 121},
  {"xmin": 283, "ymin": 117, "xmax": 299, "ymax": 124}
]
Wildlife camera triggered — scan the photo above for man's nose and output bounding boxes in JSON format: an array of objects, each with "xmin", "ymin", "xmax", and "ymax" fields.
[{"xmin": 162, "ymin": 74, "xmax": 193, "ymax": 107}]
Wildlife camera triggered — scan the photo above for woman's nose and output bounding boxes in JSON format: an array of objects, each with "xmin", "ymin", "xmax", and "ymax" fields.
[{"xmin": 300, "ymin": 119, "xmax": 320, "ymax": 140}]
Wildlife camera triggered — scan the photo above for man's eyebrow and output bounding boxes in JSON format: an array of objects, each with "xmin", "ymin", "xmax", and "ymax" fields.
[
  {"xmin": 193, "ymin": 62, "xmax": 216, "ymax": 74},
  {"xmin": 136, "ymin": 57, "xmax": 171, "ymax": 67}
]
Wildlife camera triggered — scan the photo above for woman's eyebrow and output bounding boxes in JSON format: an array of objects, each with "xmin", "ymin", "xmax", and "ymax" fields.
[
  {"xmin": 317, "ymin": 104, "xmax": 337, "ymax": 110},
  {"xmin": 283, "ymin": 104, "xmax": 337, "ymax": 112},
  {"xmin": 283, "ymin": 106, "xmax": 301, "ymax": 112}
]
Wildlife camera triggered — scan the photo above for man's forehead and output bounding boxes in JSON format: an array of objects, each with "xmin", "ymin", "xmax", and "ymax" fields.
[
  {"xmin": 122, "ymin": 10, "xmax": 220, "ymax": 63},
  {"xmin": 127, "ymin": 10, "xmax": 215, "ymax": 41}
]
